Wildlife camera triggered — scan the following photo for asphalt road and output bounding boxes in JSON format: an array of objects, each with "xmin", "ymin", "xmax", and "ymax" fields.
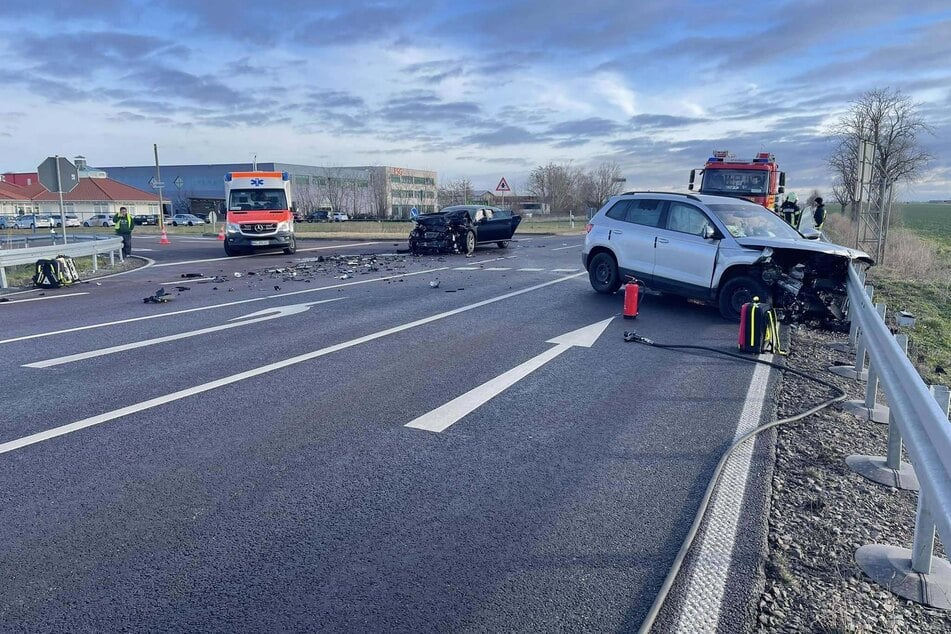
[{"xmin": 0, "ymin": 234, "xmax": 773, "ymax": 632}]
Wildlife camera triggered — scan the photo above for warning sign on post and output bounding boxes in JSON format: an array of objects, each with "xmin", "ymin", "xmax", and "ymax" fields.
[{"xmin": 495, "ymin": 177, "xmax": 511, "ymax": 192}]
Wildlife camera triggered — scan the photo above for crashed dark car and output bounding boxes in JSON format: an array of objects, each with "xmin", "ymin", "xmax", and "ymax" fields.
[
  {"xmin": 582, "ymin": 192, "xmax": 872, "ymax": 323},
  {"xmin": 409, "ymin": 205, "xmax": 521, "ymax": 255}
]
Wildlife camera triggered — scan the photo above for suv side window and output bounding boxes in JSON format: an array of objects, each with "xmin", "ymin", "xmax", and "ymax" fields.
[
  {"xmin": 626, "ymin": 199, "xmax": 665, "ymax": 227},
  {"xmin": 666, "ymin": 202, "xmax": 711, "ymax": 236},
  {"xmin": 604, "ymin": 200, "xmax": 630, "ymax": 221}
]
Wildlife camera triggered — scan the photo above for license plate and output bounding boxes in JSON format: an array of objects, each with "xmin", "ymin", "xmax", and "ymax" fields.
[{"xmin": 251, "ymin": 240, "xmax": 269, "ymax": 246}]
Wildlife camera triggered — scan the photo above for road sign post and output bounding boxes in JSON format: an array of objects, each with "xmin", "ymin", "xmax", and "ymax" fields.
[{"xmin": 37, "ymin": 156, "xmax": 79, "ymax": 245}]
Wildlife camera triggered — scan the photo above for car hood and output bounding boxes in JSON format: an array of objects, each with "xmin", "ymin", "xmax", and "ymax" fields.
[
  {"xmin": 735, "ymin": 237, "xmax": 874, "ymax": 264},
  {"xmin": 414, "ymin": 211, "xmax": 467, "ymax": 225}
]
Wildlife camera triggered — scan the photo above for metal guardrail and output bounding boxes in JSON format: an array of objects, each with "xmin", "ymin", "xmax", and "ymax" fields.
[
  {"xmin": 836, "ymin": 263, "xmax": 951, "ymax": 608},
  {"xmin": 0, "ymin": 237, "xmax": 124, "ymax": 288}
]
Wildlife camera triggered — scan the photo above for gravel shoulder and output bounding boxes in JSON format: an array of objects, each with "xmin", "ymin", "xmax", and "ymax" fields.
[{"xmin": 756, "ymin": 325, "xmax": 950, "ymax": 633}]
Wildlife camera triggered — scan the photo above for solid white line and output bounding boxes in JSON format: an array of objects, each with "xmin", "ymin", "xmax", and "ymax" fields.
[
  {"xmin": 551, "ymin": 245, "xmax": 579, "ymax": 251},
  {"xmin": 406, "ymin": 344, "xmax": 569, "ymax": 432},
  {"xmin": 484, "ymin": 267, "xmax": 511, "ymax": 271},
  {"xmin": 552, "ymin": 268, "xmax": 579, "ymax": 272},
  {"xmin": 453, "ymin": 267, "xmax": 480, "ymax": 271},
  {"xmin": 517, "ymin": 268, "xmax": 545, "ymax": 272},
  {"xmin": 0, "ymin": 292, "xmax": 89, "ymax": 304},
  {"xmin": 135, "ymin": 248, "xmax": 155, "ymax": 252},
  {"xmin": 673, "ymin": 359, "xmax": 771, "ymax": 633},
  {"xmin": 0, "ymin": 267, "xmax": 448, "ymax": 345},
  {"xmin": 151, "ymin": 242, "xmax": 382, "ymax": 267},
  {"xmin": 0, "ymin": 273, "xmax": 584, "ymax": 455},
  {"xmin": 23, "ymin": 298, "xmax": 344, "ymax": 368}
]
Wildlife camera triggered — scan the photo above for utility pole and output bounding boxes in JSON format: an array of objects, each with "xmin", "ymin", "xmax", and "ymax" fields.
[{"xmin": 154, "ymin": 144, "xmax": 166, "ymax": 230}]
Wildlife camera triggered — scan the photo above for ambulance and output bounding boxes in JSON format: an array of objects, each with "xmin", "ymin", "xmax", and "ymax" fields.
[{"xmin": 223, "ymin": 171, "xmax": 297, "ymax": 256}]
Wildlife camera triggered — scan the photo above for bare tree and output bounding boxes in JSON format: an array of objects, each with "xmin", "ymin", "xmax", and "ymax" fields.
[
  {"xmin": 367, "ymin": 168, "xmax": 388, "ymax": 220},
  {"xmin": 527, "ymin": 162, "xmax": 578, "ymax": 214},
  {"xmin": 587, "ymin": 162, "xmax": 626, "ymax": 210},
  {"xmin": 828, "ymin": 88, "xmax": 932, "ymax": 223},
  {"xmin": 323, "ymin": 167, "xmax": 347, "ymax": 214},
  {"xmin": 438, "ymin": 178, "xmax": 473, "ymax": 207}
]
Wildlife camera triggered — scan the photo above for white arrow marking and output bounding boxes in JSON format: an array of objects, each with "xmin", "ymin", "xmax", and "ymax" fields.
[
  {"xmin": 23, "ymin": 298, "xmax": 343, "ymax": 368},
  {"xmin": 405, "ymin": 317, "xmax": 614, "ymax": 433},
  {"xmin": 0, "ymin": 273, "xmax": 583, "ymax": 456}
]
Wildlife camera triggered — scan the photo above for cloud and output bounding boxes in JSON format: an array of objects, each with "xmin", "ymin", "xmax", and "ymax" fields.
[
  {"xmin": 378, "ymin": 92, "xmax": 482, "ymax": 125},
  {"xmin": 19, "ymin": 31, "xmax": 188, "ymax": 79},
  {"xmin": 463, "ymin": 125, "xmax": 536, "ymax": 147},
  {"xmin": 547, "ymin": 117, "xmax": 625, "ymax": 137},
  {"xmin": 630, "ymin": 114, "xmax": 708, "ymax": 130}
]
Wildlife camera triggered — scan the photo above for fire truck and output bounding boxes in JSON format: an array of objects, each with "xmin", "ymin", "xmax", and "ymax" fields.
[
  {"xmin": 688, "ymin": 151, "xmax": 786, "ymax": 211},
  {"xmin": 223, "ymin": 171, "xmax": 297, "ymax": 256}
]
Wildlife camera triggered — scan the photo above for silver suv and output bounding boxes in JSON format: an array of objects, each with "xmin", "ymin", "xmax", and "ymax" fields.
[{"xmin": 582, "ymin": 192, "xmax": 872, "ymax": 321}]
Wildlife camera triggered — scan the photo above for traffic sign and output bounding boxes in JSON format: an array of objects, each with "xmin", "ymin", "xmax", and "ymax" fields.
[
  {"xmin": 174, "ymin": 176, "xmax": 184, "ymax": 189},
  {"xmin": 495, "ymin": 177, "xmax": 510, "ymax": 192},
  {"xmin": 37, "ymin": 156, "xmax": 78, "ymax": 193},
  {"xmin": 410, "ymin": 207, "xmax": 419, "ymax": 219}
]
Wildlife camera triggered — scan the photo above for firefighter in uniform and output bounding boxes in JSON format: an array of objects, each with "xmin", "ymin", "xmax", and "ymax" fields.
[{"xmin": 780, "ymin": 193, "xmax": 801, "ymax": 228}]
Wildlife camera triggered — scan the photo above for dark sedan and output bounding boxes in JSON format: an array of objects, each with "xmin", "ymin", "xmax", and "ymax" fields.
[{"xmin": 409, "ymin": 205, "xmax": 521, "ymax": 255}]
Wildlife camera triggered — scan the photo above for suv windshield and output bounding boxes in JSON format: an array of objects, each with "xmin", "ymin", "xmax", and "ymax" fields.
[
  {"xmin": 701, "ymin": 169, "xmax": 768, "ymax": 195},
  {"xmin": 707, "ymin": 204, "xmax": 802, "ymax": 239},
  {"xmin": 229, "ymin": 188, "xmax": 288, "ymax": 211}
]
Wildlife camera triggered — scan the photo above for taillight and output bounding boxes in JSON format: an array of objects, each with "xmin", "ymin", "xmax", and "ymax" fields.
[{"xmin": 585, "ymin": 223, "xmax": 593, "ymax": 234}]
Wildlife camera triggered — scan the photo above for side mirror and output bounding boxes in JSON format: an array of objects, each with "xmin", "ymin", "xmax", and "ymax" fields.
[{"xmin": 703, "ymin": 225, "xmax": 721, "ymax": 240}]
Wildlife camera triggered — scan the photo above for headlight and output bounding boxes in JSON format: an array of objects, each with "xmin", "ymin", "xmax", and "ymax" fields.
[
  {"xmin": 277, "ymin": 221, "xmax": 290, "ymax": 232},
  {"xmin": 226, "ymin": 223, "xmax": 240, "ymax": 233}
]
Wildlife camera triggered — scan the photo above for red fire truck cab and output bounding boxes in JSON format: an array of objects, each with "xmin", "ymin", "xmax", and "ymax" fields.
[{"xmin": 688, "ymin": 151, "xmax": 786, "ymax": 211}]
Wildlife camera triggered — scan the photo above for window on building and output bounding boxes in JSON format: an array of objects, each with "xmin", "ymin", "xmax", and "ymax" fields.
[{"xmin": 93, "ymin": 202, "xmax": 110, "ymax": 214}]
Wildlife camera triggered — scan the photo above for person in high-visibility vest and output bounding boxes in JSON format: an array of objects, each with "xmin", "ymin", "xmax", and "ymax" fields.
[
  {"xmin": 113, "ymin": 206, "xmax": 134, "ymax": 256},
  {"xmin": 780, "ymin": 193, "xmax": 801, "ymax": 228}
]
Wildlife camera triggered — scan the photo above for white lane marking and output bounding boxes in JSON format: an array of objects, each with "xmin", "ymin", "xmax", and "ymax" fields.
[
  {"xmin": 134, "ymin": 248, "xmax": 155, "ymax": 252},
  {"xmin": 552, "ymin": 268, "xmax": 579, "ymax": 272},
  {"xmin": 0, "ymin": 273, "xmax": 585, "ymax": 456},
  {"xmin": 453, "ymin": 267, "xmax": 480, "ymax": 271},
  {"xmin": 0, "ymin": 292, "xmax": 89, "ymax": 305},
  {"xmin": 406, "ymin": 318, "xmax": 613, "ymax": 433},
  {"xmin": 23, "ymin": 299, "xmax": 343, "ymax": 368},
  {"xmin": 484, "ymin": 267, "xmax": 511, "ymax": 271},
  {"xmin": 151, "ymin": 242, "xmax": 382, "ymax": 267},
  {"xmin": 517, "ymin": 268, "xmax": 545, "ymax": 272},
  {"xmin": 0, "ymin": 267, "xmax": 448, "ymax": 346},
  {"xmin": 551, "ymin": 245, "xmax": 579, "ymax": 251},
  {"xmin": 673, "ymin": 359, "xmax": 771, "ymax": 633}
]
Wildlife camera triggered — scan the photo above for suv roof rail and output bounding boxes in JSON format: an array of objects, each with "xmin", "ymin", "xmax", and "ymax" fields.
[{"xmin": 619, "ymin": 190, "xmax": 702, "ymax": 201}]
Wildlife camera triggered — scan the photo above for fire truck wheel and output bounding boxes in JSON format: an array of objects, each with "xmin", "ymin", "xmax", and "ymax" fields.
[
  {"xmin": 718, "ymin": 275, "xmax": 769, "ymax": 321},
  {"xmin": 588, "ymin": 252, "xmax": 621, "ymax": 294},
  {"xmin": 283, "ymin": 237, "xmax": 297, "ymax": 255},
  {"xmin": 464, "ymin": 230, "xmax": 476, "ymax": 255}
]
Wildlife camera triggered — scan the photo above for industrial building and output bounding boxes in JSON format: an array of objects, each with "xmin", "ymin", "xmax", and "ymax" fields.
[{"xmin": 99, "ymin": 161, "xmax": 438, "ymax": 219}]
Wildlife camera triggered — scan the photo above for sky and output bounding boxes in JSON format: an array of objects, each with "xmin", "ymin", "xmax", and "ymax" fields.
[{"xmin": 1, "ymin": 0, "xmax": 950, "ymax": 200}]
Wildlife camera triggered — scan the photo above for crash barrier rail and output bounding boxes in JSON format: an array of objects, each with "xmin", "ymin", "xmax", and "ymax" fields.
[
  {"xmin": 1, "ymin": 233, "xmax": 106, "ymax": 248},
  {"xmin": 0, "ymin": 237, "xmax": 124, "ymax": 289},
  {"xmin": 834, "ymin": 263, "xmax": 951, "ymax": 608}
]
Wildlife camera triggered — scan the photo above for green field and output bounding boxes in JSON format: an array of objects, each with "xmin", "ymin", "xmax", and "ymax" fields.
[{"xmin": 896, "ymin": 202, "xmax": 951, "ymax": 247}]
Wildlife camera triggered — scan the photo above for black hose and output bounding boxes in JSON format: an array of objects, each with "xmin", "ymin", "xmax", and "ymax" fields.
[{"xmin": 623, "ymin": 331, "xmax": 846, "ymax": 634}]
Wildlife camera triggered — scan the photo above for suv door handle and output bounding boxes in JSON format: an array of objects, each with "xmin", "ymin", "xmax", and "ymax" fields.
[
  {"xmin": 611, "ymin": 229, "xmax": 623, "ymax": 236},
  {"xmin": 656, "ymin": 237, "xmax": 669, "ymax": 244}
]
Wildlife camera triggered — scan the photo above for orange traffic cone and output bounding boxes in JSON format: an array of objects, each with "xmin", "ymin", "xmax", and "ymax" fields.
[
  {"xmin": 159, "ymin": 228, "xmax": 171, "ymax": 245},
  {"xmin": 217, "ymin": 225, "xmax": 225, "ymax": 240}
]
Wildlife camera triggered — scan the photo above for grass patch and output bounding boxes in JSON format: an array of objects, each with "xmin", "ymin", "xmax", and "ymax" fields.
[
  {"xmin": 823, "ymin": 213, "xmax": 951, "ymax": 385},
  {"xmin": 896, "ymin": 202, "xmax": 951, "ymax": 248}
]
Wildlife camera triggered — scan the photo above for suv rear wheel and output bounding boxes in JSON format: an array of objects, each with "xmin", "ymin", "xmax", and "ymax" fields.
[
  {"xmin": 718, "ymin": 275, "xmax": 769, "ymax": 321},
  {"xmin": 589, "ymin": 252, "xmax": 621, "ymax": 294}
]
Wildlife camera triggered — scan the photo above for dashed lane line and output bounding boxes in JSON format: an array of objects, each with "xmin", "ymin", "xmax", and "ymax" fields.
[{"xmin": 0, "ymin": 292, "xmax": 89, "ymax": 305}]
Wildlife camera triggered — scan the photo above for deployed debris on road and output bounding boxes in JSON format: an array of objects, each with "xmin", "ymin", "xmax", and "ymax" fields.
[{"xmin": 143, "ymin": 287, "xmax": 171, "ymax": 304}]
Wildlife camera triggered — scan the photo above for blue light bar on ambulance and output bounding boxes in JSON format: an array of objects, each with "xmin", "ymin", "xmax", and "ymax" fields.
[
  {"xmin": 282, "ymin": 171, "xmax": 290, "ymax": 181},
  {"xmin": 225, "ymin": 173, "xmax": 232, "ymax": 181}
]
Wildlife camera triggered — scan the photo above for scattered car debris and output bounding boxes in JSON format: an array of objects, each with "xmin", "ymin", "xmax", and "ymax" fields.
[
  {"xmin": 181, "ymin": 273, "xmax": 203, "ymax": 278},
  {"xmin": 429, "ymin": 280, "xmax": 440, "ymax": 288},
  {"xmin": 174, "ymin": 286, "xmax": 191, "ymax": 292},
  {"xmin": 234, "ymin": 272, "xmax": 242, "ymax": 278},
  {"xmin": 143, "ymin": 288, "xmax": 171, "ymax": 304}
]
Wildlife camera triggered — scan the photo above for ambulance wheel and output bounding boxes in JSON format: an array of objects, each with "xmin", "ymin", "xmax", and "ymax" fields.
[
  {"xmin": 589, "ymin": 252, "xmax": 621, "ymax": 294},
  {"xmin": 497, "ymin": 241, "xmax": 508, "ymax": 249},
  {"xmin": 283, "ymin": 237, "xmax": 297, "ymax": 255},
  {"xmin": 464, "ymin": 230, "xmax": 476, "ymax": 255},
  {"xmin": 719, "ymin": 275, "xmax": 768, "ymax": 321},
  {"xmin": 224, "ymin": 242, "xmax": 241, "ymax": 257}
]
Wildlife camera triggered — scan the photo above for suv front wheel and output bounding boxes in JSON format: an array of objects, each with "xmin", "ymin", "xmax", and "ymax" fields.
[
  {"xmin": 718, "ymin": 275, "xmax": 769, "ymax": 321},
  {"xmin": 588, "ymin": 252, "xmax": 621, "ymax": 294}
]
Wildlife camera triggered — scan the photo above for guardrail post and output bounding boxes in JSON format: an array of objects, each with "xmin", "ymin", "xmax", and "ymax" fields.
[
  {"xmin": 842, "ymin": 303, "xmax": 889, "ymax": 422},
  {"xmin": 831, "ymin": 283, "xmax": 873, "ymax": 353},
  {"xmin": 858, "ymin": 384, "xmax": 951, "ymax": 609},
  {"xmin": 829, "ymin": 288, "xmax": 871, "ymax": 381},
  {"xmin": 0, "ymin": 266, "xmax": 7, "ymax": 289},
  {"xmin": 91, "ymin": 252, "xmax": 98, "ymax": 272},
  {"xmin": 109, "ymin": 249, "xmax": 115, "ymax": 267},
  {"xmin": 845, "ymin": 334, "xmax": 919, "ymax": 490}
]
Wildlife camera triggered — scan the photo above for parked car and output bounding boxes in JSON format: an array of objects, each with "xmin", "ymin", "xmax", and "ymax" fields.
[
  {"xmin": 170, "ymin": 214, "xmax": 205, "ymax": 226},
  {"xmin": 582, "ymin": 191, "xmax": 872, "ymax": 322},
  {"xmin": 83, "ymin": 214, "xmax": 114, "ymax": 227},
  {"xmin": 331, "ymin": 212, "xmax": 349, "ymax": 222},
  {"xmin": 133, "ymin": 214, "xmax": 159, "ymax": 225},
  {"xmin": 409, "ymin": 205, "xmax": 521, "ymax": 255},
  {"xmin": 305, "ymin": 211, "xmax": 329, "ymax": 222},
  {"xmin": 15, "ymin": 214, "xmax": 54, "ymax": 229},
  {"xmin": 0, "ymin": 215, "xmax": 18, "ymax": 229},
  {"xmin": 54, "ymin": 214, "xmax": 82, "ymax": 228}
]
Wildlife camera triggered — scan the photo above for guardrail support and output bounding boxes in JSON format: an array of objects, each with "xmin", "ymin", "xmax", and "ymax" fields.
[
  {"xmin": 855, "ymin": 384, "xmax": 951, "ymax": 609},
  {"xmin": 842, "ymin": 302, "xmax": 889, "ymax": 422},
  {"xmin": 0, "ymin": 266, "xmax": 7, "ymax": 289},
  {"xmin": 831, "ymin": 282, "xmax": 872, "ymax": 353},
  {"xmin": 845, "ymin": 334, "xmax": 919, "ymax": 490}
]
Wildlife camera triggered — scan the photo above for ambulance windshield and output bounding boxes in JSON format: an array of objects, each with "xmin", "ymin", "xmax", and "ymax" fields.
[{"xmin": 229, "ymin": 189, "xmax": 288, "ymax": 211}]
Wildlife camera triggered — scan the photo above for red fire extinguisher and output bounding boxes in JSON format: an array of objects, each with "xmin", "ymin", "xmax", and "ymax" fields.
[{"xmin": 623, "ymin": 279, "xmax": 640, "ymax": 319}]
